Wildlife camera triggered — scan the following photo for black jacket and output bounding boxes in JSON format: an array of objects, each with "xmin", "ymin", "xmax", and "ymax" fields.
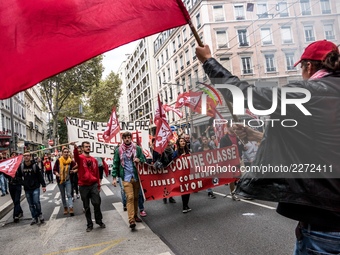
[
  {"xmin": 17, "ymin": 162, "xmax": 46, "ymax": 191},
  {"xmin": 203, "ymin": 58, "xmax": 340, "ymax": 227}
]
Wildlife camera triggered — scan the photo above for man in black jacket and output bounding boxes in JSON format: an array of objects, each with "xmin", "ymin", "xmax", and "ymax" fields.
[
  {"xmin": 196, "ymin": 40, "xmax": 340, "ymax": 254},
  {"xmin": 17, "ymin": 152, "xmax": 46, "ymax": 225}
]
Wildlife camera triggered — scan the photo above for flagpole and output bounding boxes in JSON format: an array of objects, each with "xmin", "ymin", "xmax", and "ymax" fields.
[
  {"xmin": 27, "ymin": 142, "xmax": 77, "ymax": 155},
  {"xmin": 188, "ymin": 22, "xmax": 239, "ymax": 123}
]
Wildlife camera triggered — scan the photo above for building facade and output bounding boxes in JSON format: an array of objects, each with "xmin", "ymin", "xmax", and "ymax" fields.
[{"xmin": 153, "ymin": 0, "xmax": 339, "ymax": 134}]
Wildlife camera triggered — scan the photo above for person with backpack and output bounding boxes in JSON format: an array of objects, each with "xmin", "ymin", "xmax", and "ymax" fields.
[{"xmin": 17, "ymin": 152, "xmax": 46, "ymax": 225}]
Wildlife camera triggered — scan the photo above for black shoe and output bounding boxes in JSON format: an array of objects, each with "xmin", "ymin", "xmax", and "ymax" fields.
[
  {"xmin": 14, "ymin": 217, "xmax": 19, "ymax": 223},
  {"xmin": 129, "ymin": 221, "xmax": 136, "ymax": 229},
  {"xmin": 86, "ymin": 226, "xmax": 93, "ymax": 232},
  {"xmin": 98, "ymin": 223, "xmax": 106, "ymax": 228},
  {"xmin": 123, "ymin": 206, "xmax": 127, "ymax": 211},
  {"xmin": 163, "ymin": 198, "xmax": 167, "ymax": 204},
  {"xmin": 1, "ymin": 194, "xmax": 5, "ymax": 197},
  {"xmin": 5, "ymin": 191, "xmax": 9, "ymax": 194},
  {"xmin": 186, "ymin": 206, "xmax": 192, "ymax": 212},
  {"xmin": 30, "ymin": 218, "xmax": 38, "ymax": 225},
  {"xmin": 208, "ymin": 192, "xmax": 216, "ymax": 199},
  {"xmin": 169, "ymin": 197, "xmax": 176, "ymax": 203},
  {"xmin": 39, "ymin": 214, "xmax": 45, "ymax": 223}
]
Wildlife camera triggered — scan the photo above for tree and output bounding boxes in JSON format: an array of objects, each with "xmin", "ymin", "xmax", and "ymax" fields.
[
  {"xmin": 87, "ymin": 71, "xmax": 122, "ymax": 122},
  {"xmin": 40, "ymin": 56, "xmax": 103, "ymax": 146}
]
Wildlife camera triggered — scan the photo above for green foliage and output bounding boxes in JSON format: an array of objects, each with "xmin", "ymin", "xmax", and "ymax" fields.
[{"xmin": 87, "ymin": 71, "xmax": 122, "ymax": 122}]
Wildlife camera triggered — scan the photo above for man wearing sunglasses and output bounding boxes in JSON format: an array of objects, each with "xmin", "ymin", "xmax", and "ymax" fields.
[{"xmin": 72, "ymin": 141, "xmax": 105, "ymax": 232}]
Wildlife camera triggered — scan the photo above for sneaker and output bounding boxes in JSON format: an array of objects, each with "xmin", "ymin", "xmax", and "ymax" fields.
[
  {"xmin": 169, "ymin": 197, "xmax": 176, "ymax": 203},
  {"xmin": 123, "ymin": 206, "xmax": 127, "ymax": 211},
  {"xmin": 134, "ymin": 216, "xmax": 142, "ymax": 223},
  {"xmin": 30, "ymin": 218, "xmax": 38, "ymax": 225},
  {"xmin": 76, "ymin": 194, "xmax": 80, "ymax": 199},
  {"xmin": 186, "ymin": 206, "xmax": 192, "ymax": 212},
  {"xmin": 98, "ymin": 223, "xmax": 106, "ymax": 228},
  {"xmin": 163, "ymin": 198, "xmax": 167, "ymax": 204},
  {"xmin": 86, "ymin": 226, "xmax": 93, "ymax": 232},
  {"xmin": 69, "ymin": 207, "xmax": 74, "ymax": 216},
  {"xmin": 14, "ymin": 217, "xmax": 19, "ymax": 223},
  {"xmin": 140, "ymin": 210, "xmax": 147, "ymax": 217},
  {"xmin": 1, "ymin": 194, "xmax": 5, "ymax": 197},
  {"xmin": 231, "ymin": 193, "xmax": 240, "ymax": 201},
  {"xmin": 208, "ymin": 192, "xmax": 216, "ymax": 199},
  {"xmin": 182, "ymin": 208, "xmax": 188, "ymax": 213},
  {"xmin": 39, "ymin": 214, "xmax": 45, "ymax": 223},
  {"xmin": 129, "ymin": 221, "xmax": 136, "ymax": 229}
]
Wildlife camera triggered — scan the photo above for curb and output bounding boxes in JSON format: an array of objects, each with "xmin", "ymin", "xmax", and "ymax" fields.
[{"xmin": 0, "ymin": 194, "xmax": 25, "ymax": 219}]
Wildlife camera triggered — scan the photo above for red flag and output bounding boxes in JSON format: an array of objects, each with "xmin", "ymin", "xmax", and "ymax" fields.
[
  {"xmin": 103, "ymin": 108, "xmax": 120, "ymax": 143},
  {"xmin": 163, "ymin": 104, "xmax": 183, "ymax": 118},
  {"xmin": 135, "ymin": 130, "xmax": 142, "ymax": 147},
  {"xmin": 154, "ymin": 119, "xmax": 173, "ymax": 154},
  {"xmin": 175, "ymin": 91, "xmax": 202, "ymax": 109},
  {"xmin": 0, "ymin": 155, "xmax": 23, "ymax": 178},
  {"xmin": 0, "ymin": 0, "xmax": 190, "ymax": 99},
  {"xmin": 154, "ymin": 95, "xmax": 167, "ymax": 126}
]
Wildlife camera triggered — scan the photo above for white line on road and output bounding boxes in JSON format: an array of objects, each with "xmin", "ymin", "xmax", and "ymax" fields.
[
  {"xmin": 46, "ymin": 183, "xmax": 57, "ymax": 191},
  {"xmin": 50, "ymin": 206, "xmax": 60, "ymax": 221},
  {"xmin": 213, "ymin": 191, "xmax": 276, "ymax": 210},
  {"xmin": 112, "ymin": 202, "xmax": 145, "ymax": 230},
  {"xmin": 101, "ymin": 177, "xmax": 110, "ymax": 185},
  {"xmin": 101, "ymin": 185, "xmax": 114, "ymax": 196},
  {"xmin": 54, "ymin": 192, "xmax": 60, "ymax": 200}
]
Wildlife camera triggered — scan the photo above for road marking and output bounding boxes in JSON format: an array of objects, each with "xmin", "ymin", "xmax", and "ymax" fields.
[
  {"xmin": 43, "ymin": 238, "xmax": 125, "ymax": 255},
  {"xmin": 50, "ymin": 206, "xmax": 60, "ymax": 221},
  {"xmin": 54, "ymin": 192, "xmax": 60, "ymax": 200},
  {"xmin": 112, "ymin": 202, "xmax": 146, "ymax": 229},
  {"xmin": 214, "ymin": 191, "xmax": 276, "ymax": 210},
  {"xmin": 101, "ymin": 177, "xmax": 110, "ymax": 185},
  {"xmin": 101, "ymin": 185, "xmax": 114, "ymax": 196},
  {"xmin": 46, "ymin": 183, "xmax": 57, "ymax": 191}
]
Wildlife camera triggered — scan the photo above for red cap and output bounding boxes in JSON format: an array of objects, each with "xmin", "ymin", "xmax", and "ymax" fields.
[{"xmin": 294, "ymin": 40, "xmax": 339, "ymax": 67}]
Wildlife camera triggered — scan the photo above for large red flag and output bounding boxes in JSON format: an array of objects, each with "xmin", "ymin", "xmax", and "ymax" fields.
[
  {"xmin": 154, "ymin": 119, "xmax": 173, "ymax": 154},
  {"xmin": 0, "ymin": 0, "xmax": 190, "ymax": 99},
  {"xmin": 103, "ymin": 107, "xmax": 120, "ymax": 143},
  {"xmin": 0, "ymin": 155, "xmax": 23, "ymax": 178},
  {"xmin": 163, "ymin": 104, "xmax": 183, "ymax": 118}
]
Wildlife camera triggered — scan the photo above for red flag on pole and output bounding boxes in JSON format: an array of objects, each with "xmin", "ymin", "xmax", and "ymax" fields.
[
  {"xmin": 154, "ymin": 95, "xmax": 167, "ymax": 126},
  {"xmin": 163, "ymin": 104, "xmax": 183, "ymax": 118},
  {"xmin": 0, "ymin": 155, "xmax": 23, "ymax": 178},
  {"xmin": 103, "ymin": 108, "xmax": 120, "ymax": 143},
  {"xmin": 154, "ymin": 119, "xmax": 174, "ymax": 154},
  {"xmin": 0, "ymin": 0, "xmax": 190, "ymax": 99}
]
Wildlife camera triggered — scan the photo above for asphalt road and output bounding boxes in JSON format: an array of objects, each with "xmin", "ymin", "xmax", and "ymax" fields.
[{"xmin": 0, "ymin": 176, "xmax": 296, "ymax": 255}]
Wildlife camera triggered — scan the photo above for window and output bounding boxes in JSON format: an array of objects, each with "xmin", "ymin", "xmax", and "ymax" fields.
[
  {"xmin": 234, "ymin": 5, "xmax": 245, "ymax": 20},
  {"xmin": 300, "ymin": 0, "xmax": 311, "ymax": 16},
  {"xmin": 173, "ymin": 40, "xmax": 176, "ymax": 52},
  {"xmin": 304, "ymin": 25, "xmax": 315, "ymax": 42},
  {"xmin": 216, "ymin": 30, "xmax": 228, "ymax": 48},
  {"xmin": 281, "ymin": 26, "xmax": 293, "ymax": 44},
  {"xmin": 238, "ymin": 29, "xmax": 249, "ymax": 46},
  {"xmin": 165, "ymin": 49, "xmax": 169, "ymax": 60},
  {"xmin": 167, "ymin": 67, "xmax": 171, "ymax": 81},
  {"xmin": 265, "ymin": 54, "xmax": 276, "ymax": 72},
  {"xmin": 196, "ymin": 13, "xmax": 201, "ymax": 28},
  {"xmin": 241, "ymin": 57, "xmax": 253, "ymax": 74},
  {"xmin": 213, "ymin": 5, "xmax": 224, "ymax": 22},
  {"xmin": 261, "ymin": 28, "xmax": 272, "ymax": 45},
  {"xmin": 174, "ymin": 60, "xmax": 178, "ymax": 74},
  {"xmin": 180, "ymin": 55, "xmax": 184, "ymax": 69},
  {"xmin": 324, "ymin": 24, "xmax": 335, "ymax": 40},
  {"xmin": 185, "ymin": 49, "xmax": 190, "ymax": 65},
  {"xmin": 161, "ymin": 54, "xmax": 164, "ymax": 65},
  {"xmin": 277, "ymin": 2, "xmax": 289, "ymax": 17},
  {"xmin": 183, "ymin": 28, "xmax": 187, "ymax": 42},
  {"xmin": 321, "ymin": 0, "xmax": 331, "ymax": 14},
  {"xmin": 285, "ymin": 53, "xmax": 296, "ymax": 70},
  {"xmin": 177, "ymin": 34, "xmax": 182, "ymax": 48},
  {"xmin": 257, "ymin": 3, "xmax": 268, "ymax": 18},
  {"xmin": 191, "ymin": 43, "xmax": 196, "ymax": 60}
]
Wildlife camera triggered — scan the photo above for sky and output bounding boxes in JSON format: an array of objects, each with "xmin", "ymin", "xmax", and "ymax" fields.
[{"xmin": 102, "ymin": 40, "xmax": 139, "ymax": 78}]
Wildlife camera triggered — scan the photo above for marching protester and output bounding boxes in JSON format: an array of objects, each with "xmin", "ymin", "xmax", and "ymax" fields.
[
  {"xmin": 173, "ymin": 137, "xmax": 191, "ymax": 213},
  {"xmin": 53, "ymin": 147, "xmax": 77, "ymax": 216},
  {"xmin": 43, "ymin": 157, "xmax": 53, "ymax": 184},
  {"xmin": 7, "ymin": 152, "xmax": 24, "ymax": 223},
  {"xmin": 111, "ymin": 131, "xmax": 145, "ymax": 230},
  {"xmin": 16, "ymin": 152, "xmax": 46, "ymax": 225},
  {"xmin": 72, "ymin": 142, "xmax": 106, "ymax": 232},
  {"xmin": 196, "ymin": 40, "xmax": 340, "ymax": 254}
]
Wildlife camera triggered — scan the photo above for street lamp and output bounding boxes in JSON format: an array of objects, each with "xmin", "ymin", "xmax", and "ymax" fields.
[{"xmin": 162, "ymin": 82, "xmax": 192, "ymax": 134}]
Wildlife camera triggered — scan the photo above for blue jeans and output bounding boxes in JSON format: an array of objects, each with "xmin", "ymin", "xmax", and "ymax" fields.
[
  {"xmin": 294, "ymin": 226, "xmax": 340, "ymax": 254},
  {"xmin": 118, "ymin": 177, "xmax": 144, "ymax": 210},
  {"xmin": 0, "ymin": 173, "xmax": 8, "ymax": 195},
  {"xmin": 25, "ymin": 188, "xmax": 42, "ymax": 219},
  {"xmin": 58, "ymin": 179, "xmax": 73, "ymax": 208}
]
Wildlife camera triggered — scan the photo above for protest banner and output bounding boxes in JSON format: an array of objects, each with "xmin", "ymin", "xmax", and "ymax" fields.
[
  {"xmin": 138, "ymin": 146, "xmax": 241, "ymax": 201},
  {"xmin": 66, "ymin": 117, "xmax": 150, "ymax": 158}
]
